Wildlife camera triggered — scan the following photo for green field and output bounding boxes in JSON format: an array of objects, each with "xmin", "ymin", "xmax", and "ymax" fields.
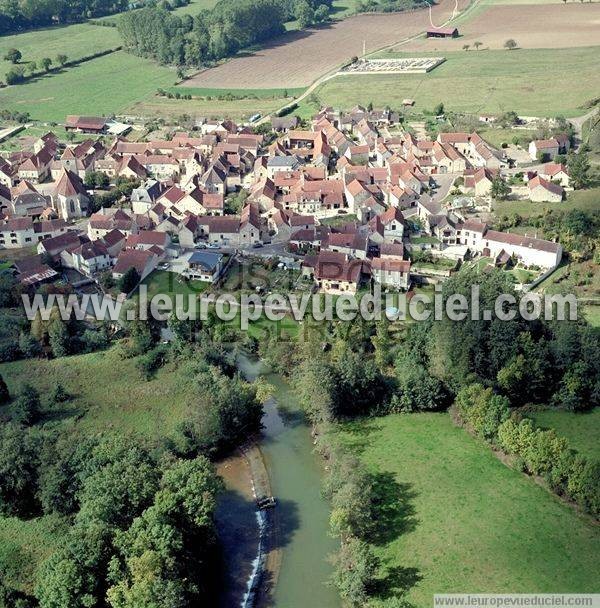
[
  {"xmin": 0, "ymin": 514, "xmax": 69, "ymax": 595},
  {"xmin": 0, "ymin": 348, "xmax": 196, "ymax": 441},
  {"xmin": 0, "ymin": 51, "xmax": 176, "ymax": 122},
  {"xmin": 0, "ymin": 23, "xmax": 121, "ymax": 81},
  {"xmin": 529, "ymin": 408, "xmax": 600, "ymax": 461},
  {"xmin": 139, "ymin": 269, "xmax": 210, "ymax": 299},
  {"xmin": 493, "ymin": 186, "xmax": 600, "ymax": 219},
  {"xmin": 305, "ymin": 47, "xmax": 600, "ymax": 118},
  {"xmin": 337, "ymin": 413, "xmax": 600, "ymax": 606}
]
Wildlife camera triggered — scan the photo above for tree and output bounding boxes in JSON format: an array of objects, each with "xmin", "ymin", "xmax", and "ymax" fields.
[
  {"xmin": 474, "ymin": 41, "xmax": 483, "ymax": 50},
  {"xmin": 25, "ymin": 61, "xmax": 37, "ymax": 76},
  {"xmin": 0, "ymin": 424, "xmax": 40, "ymax": 516},
  {"xmin": 40, "ymin": 57, "xmax": 52, "ymax": 72},
  {"xmin": 119, "ymin": 267, "xmax": 140, "ymax": 294},
  {"xmin": 12, "ymin": 384, "xmax": 41, "ymax": 426},
  {"xmin": 491, "ymin": 176, "xmax": 510, "ymax": 200},
  {"xmin": 314, "ymin": 4, "xmax": 330, "ymax": 21},
  {"xmin": 567, "ymin": 151, "xmax": 591, "ymax": 189},
  {"xmin": 56, "ymin": 54, "xmax": 68, "ymax": 66},
  {"xmin": 462, "ymin": 44, "xmax": 470, "ymax": 51},
  {"xmin": 434, "ymin": 102, "xmax": 444, "ymax": 116},
  {"xmin": 4, "ymin": 48, "xmax": 21, "ymax": 63},
  {"xmin": 0, "ymin": 374, "xmax": 9, "ymax": 405},
  {"xmin": 331, "ymin": 539, "xmax": 380, "ymax": 607},
  {"xmin": 48, "ymin": 318, "xmax": 70, "ymax": 358},
  {"xmin": 50, "ymin": 382, "xmax": 71, "ymax": 405},
  {"xmin": 295, "ymin": 0, "xmax": 315, "ymax": 28},
  {"xmin": 5, "ymin": 66, "xmax": 25, "ymax": 85},
  {"xmin": 504, "ymin": 39, "xmax": 518, "ymax": 50},
  {"xmin": 76, "ymin": 439, "xmax": 159, "ymax": 529}
]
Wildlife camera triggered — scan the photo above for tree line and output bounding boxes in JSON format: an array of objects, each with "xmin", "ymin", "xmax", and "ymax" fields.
[
  {"xmin": 117, "ymin": 0, "xmax": 334, "ymax": 67},
  {"xmin": 0, "ymin": 0, "xmax": 133, "ymax": 35}
]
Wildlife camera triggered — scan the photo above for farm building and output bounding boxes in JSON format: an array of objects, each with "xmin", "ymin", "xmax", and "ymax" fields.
[
  {"xmin": 426, "ymin": 27, "xmax": 459, "ymax": 38},
  {"xmin": 65, "ymin": 115, "xmax": 108, "ymax": 134}
]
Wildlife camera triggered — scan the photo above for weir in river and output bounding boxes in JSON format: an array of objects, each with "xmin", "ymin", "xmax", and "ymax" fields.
[{"xmin": 216, "ymin": 352, "xmax": 341, "ymax": 608}]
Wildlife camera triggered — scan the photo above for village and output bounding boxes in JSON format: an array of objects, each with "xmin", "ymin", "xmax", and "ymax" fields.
[{"xmin": 0, "ymin": 107, "xmax": 571, "ymax": 300}]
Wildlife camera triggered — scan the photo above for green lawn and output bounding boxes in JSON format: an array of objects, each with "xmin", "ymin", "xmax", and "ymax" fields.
[
  {"xmin": 0, "ymin": 51, "xmax": 176, "ymax": 122},
  {"xmin": 0, "ymin": 348, "xmax": 196, "ymax": 441},
  {"xmin": 529, "ymin": 408, "xmax": 600, "ymax": 461},
  {"xmin": 138, "ymin": 269, "xmax": 209, "ymax": 300},
  {"xmin": 0, "ymin": 514, "xmax": 70, "ymax": 595},
  {"xmin": 337, "ymin": 413, "xmax": 600, "ymax": 607},
  {"xmin": 0, "ymin": 23, "xmax": 121, "ymax": 82},
  {"xmin": 478, "ymin": 127, "xmax": 539, "ymax": 149},
  {"xmin": 493, "ymin": 186, "xmax": 600, "ymax": 219},
  {"xmin": 307, "ymin": 47, "xmax": 600, "ymax": 117}
]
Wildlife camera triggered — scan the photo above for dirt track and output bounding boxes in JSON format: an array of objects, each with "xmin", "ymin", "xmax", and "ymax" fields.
[
  {"xmin": 182, "ymin": 0, "xmax": 470, "ymax": 89},
  {"xmin": 401, "ymin": 2, "xmax": 600, "ymax": 51}
]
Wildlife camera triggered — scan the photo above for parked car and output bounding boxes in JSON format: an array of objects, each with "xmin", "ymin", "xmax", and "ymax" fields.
[
  {"xmin": 208, "ymin": 243, "xmax": 220, "ymax": 249},
  {"xmin": 194, "ymin": 242, "xmax": 207, "ymax": 249},
  {"xmin": 252, "ymin": 242, "xmax": 263, "ymax": 248}
]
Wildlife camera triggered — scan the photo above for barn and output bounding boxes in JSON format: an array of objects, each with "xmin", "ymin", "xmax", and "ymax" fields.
[{"xmin": 426, "ymin": 27, "xmax": 459, "ymax": 38}]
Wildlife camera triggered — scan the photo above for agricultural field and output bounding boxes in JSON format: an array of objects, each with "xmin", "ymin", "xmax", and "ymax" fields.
[
  {"xmin": 182, "ymin": 0, "xmax": 470, "ymax": 89},
  {"xmin": 305, "ymin": 47, "xmax": 600, "ymax": 117},
  {"xmin": 0, "ymin": 51, "xmax": 176, "ymax": 122},
  {"xmin": 400, "ymin": 3, "xmax": 600, "ymax": 52},
  {"xmin": 128, "ymin": 94, "xmax": 286, "ymax": 121},
  {"xmin": 0, "ymin": 348, "xmax": 196, "ymax": 441},
  {"xmin": 528, "ymin": 408, "xmax": 600, "ymax": 461},
  {"xmin": 337, "ymin": 413, "xmax": 600, "ymax": 606},
  {"xmin": 0, "ymin": 22, "xmax": 121, "ymax": 82}
]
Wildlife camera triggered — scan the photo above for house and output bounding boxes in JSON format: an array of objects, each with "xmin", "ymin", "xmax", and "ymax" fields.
[
  {"xmin": 271, "ymin": 116, "xmax": 299, "ymax": 132},
  {"xmin": 464, "ymin": 168, "xmax": 496, "ymax": 196},
  {"xmin": 457, "ymin": 220, "xmax": 487, "ymax": 248},
  {"xmin": 378, "ymin": 207, "xmax": 405, "ymax": 241},
  {"xmin": 345, "ymin": 145, "xmax": 370, "ymax": 165},
  {"xmin": 112, "ymin": 248, "xmax": 158, "ymax": 282},
  {"xmin": 185, "ymin": 251, "xmax": 224, "ymax": 282},
  {"xmin": 323, "ymin": 231, "xmax": 368, "ymax": 259},
  {"xmin": 370, "ymin": 257, "xmax": 411, "ymax": 290},
  {"xmin": 125, "ymin": 230, "xmax": 170, "ymax": 251},
  {"xmin": 37, "ymin": 231, "xmax": 88, "ymax": 259},
  {"xmin": 71, "ymin": 240, "xmax": 113, "ymax": 276},
  {"xmin": 267, "ymin": 155, "xmax": 301, "ymax": 178},
  {"xmin": 52, "ymin": 169, "xmax": 90, "ymax": 220},
  {"xmin": 65, "ymin": 115, "xmax": 107, "ymax": 134},
  {"xmin": 311, "ymin": 250, "xmax": 363, "ymax": 295},
  {"xmin": 0, "ymin": 217, "xmax": 36, "ymax": 248},
  {"xmin": 9, "ymin": 181, "xmax": 49, "ymax": 217},
  {"xmin": 482, "ymin": 230, "xmax": 562, "ymax": 269},
  {"xmin": 426, "ymin": 26, "xmax": 458, "ymax": 37},
  {"xmin": 528, "ymin": 139, "xmax": 559, "ymax": 161},
  {"xmin": 89, "ymin": 209, "xmax": 137, "ymax": 239},
  {"xmin": 538, "ymin": 163, "xmax": 570, "ymax": 187},
  {"xmin": 528, "ymin": 176, "xmax": 564, "ymax": 202},
  {"xmin": 18, "ymin": 148, "xmax": 53, "ymax": 183}
]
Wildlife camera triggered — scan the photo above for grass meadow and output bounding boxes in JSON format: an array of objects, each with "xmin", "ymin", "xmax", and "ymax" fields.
[
  {"xmin": 0, "ymin": 22, "xmax": 121, "ymax": 81},
  {"xmin": 0, "ymin": 347, "xmax": 196, "ymax": 441},
  {"xmin": 303, "ymin": 47, "xmax": 600, "ymax": 118},
  {"xmin": 529, "ymin": 408, "xmax": 600, "ymax": 461},
  {"xmin": 337, "ymin": 413, "xmax": 600, "ymax": 606}
]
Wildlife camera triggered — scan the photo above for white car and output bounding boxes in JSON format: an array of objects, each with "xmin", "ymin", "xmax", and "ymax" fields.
[
  {"xmin": 194, "ymin": 242, "xmax": 207, "ymax": 249},
  {"xmin": 208, "ymin": 243, "xmax": 220, "ymax": 249}
]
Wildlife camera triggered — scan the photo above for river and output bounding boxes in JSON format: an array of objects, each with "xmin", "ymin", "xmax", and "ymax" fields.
[{"xmin": 216, "ymin": 353, "xmax": 341, "ymax": 608}]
